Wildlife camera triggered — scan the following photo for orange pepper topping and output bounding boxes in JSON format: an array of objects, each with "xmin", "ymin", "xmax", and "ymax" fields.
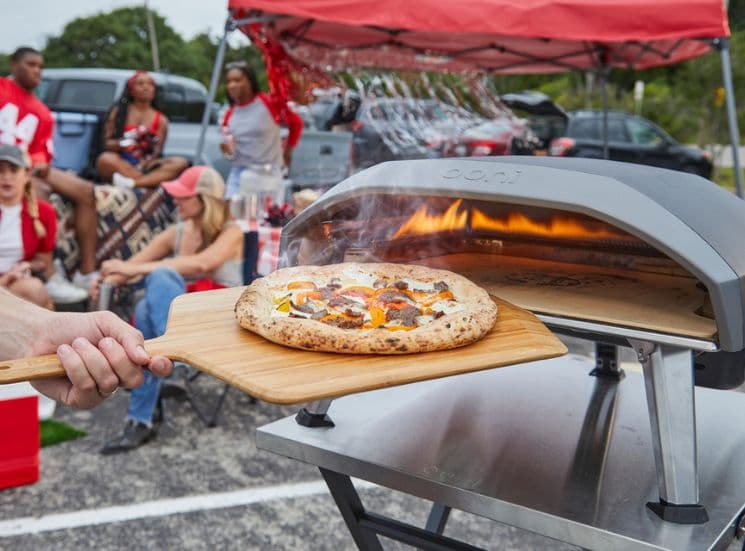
[
  {"xmin": 287, "ymin": 281, "xmax": 317, "ymax": 290},
  {"xmin": 295, "ymin": 291, "xmax": 322, "ymax": 305}
]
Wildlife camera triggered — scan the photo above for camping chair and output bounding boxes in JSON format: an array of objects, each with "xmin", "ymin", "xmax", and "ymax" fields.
[{"xmin": 158, "ymin": 230, "xmax": 261, "ymax": 427}]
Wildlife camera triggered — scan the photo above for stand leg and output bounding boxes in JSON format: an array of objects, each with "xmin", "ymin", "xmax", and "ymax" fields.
[
  {"xmin": 296, "ymin": 398, "xmax": 335, "ymax": 427},
  {"xmin": 320, "ymin": 468, "xmax": 384, "ymax": 551},
  {"xmin": 590, "ymin": 343, "xmax": 624, "ymax": 380},
  {"xmin": 425, "ymin": 503, "xmax": 451, "ymax": 534},
  {"xmin": 629, "ymin": 340, "xmax": 708, "ymax": 524}
]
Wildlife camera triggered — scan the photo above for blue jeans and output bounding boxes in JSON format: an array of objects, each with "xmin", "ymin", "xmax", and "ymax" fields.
[{"xmin": 127, "ymin": 268, "xmax": 186, "ymax": 426}]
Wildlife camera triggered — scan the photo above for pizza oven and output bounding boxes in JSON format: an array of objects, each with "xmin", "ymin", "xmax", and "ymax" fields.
[
  {"xmin": 277, "ymin": 157, "xmax": 745, "ymax": 522},
  {"xmin": 282, "ymin": 157, "xmax": 745, "ymax": 383}
]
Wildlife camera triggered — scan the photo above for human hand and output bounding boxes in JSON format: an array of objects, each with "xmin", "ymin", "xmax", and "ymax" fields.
[
  {"xmin": 282, "ymin": 147, "xmax": 294, "ymax": 169},
  {"xmin": 219, "ymin": 139, "xmax": 235, "ymax": 159},
  {"xmin": 31, "ymin": 163, "xmax": 50, "ymax": 179},
  {"xmin": 5, "ymin": 262, "xmax": 32, "ymax": 285},
  {"xmin": 90, "ymin": 275, "xmax": 123, "ymax": 303},
  {"xmin": 100, "ymin": 259, "xmax": 139, "ymax": 280},
  {"xmin": 29, "ymin": 310, "xmax": 172, "ymax": 409}
]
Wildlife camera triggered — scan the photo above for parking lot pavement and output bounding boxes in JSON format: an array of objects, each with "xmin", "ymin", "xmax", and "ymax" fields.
[
  {"xmin": 1, "ymin": 338, "xmax": 736, "ymax": 550},
  {"xmin": 0, "ymin": 368, "xmax": 581, "ymax": 550}
]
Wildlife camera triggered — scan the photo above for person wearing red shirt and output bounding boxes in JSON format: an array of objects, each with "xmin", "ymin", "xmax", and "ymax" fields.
[
  {"xmin": 1, "ymin": 47, "xmax": 97, "ymax": 301},
  {"xmin": 0, "ymin": 144, "xmax": 55, "ymax": 308}
]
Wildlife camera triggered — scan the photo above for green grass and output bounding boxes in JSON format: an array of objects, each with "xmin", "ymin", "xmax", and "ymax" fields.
[
  {"xmin": 40, "ymin": 420, "xmax": 86, "ymax": 448},
  {"xmin": 713, "ymin": 166, "xmax": 736, "ymax": 191}
]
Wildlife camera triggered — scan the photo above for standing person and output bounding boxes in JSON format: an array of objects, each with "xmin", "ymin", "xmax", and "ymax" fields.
[
  {"xmin": 0, "ymin": 286, "xmax": 172, "ymax": 409},
  {"xmin": 0, "ymin": 47, "xmax": 97, "ymax": 301},
  {"xmin": 96, "ymin": 70, "xmax": 188, "ymax": 189},
  {"xmin": 220, "ymin": 61, "xmax": 303, "ymax": 198},
  {"xmin": 0, "ymin": 144, "xmax": 54, "ymax": 309},
  {"xmin": 92, "ymin": 166, "xmax": 243, "ymax": 453}
]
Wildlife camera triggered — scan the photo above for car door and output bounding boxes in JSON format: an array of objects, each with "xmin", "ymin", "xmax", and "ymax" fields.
[
  {"xmin": 624, "ymin": 117, "xmax": 675, "ymax": 170},
  {"xmin": 603, "ymin": 116, "xmax": 638, "ymax": 164}
]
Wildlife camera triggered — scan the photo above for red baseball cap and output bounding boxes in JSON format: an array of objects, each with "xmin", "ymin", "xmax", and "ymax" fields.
[{"xmin": 161, "ymin": 166, "xmax": 225, "ymax": 199}]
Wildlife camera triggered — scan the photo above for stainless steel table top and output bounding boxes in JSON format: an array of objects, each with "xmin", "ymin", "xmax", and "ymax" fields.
[{"xmin": 257, "ymin": 353, "xmax": 745, "ymax": 550}]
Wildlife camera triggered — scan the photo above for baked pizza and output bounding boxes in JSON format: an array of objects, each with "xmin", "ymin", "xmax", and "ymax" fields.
[{"xmin": 234, "ymin": 262, "xmax": 498, "ymax": 354}]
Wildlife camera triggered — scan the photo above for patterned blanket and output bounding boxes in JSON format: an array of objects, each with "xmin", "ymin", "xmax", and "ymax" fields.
[{"xmin": 51, "ymin": 185, "xmax": 177, "ymax": 275}]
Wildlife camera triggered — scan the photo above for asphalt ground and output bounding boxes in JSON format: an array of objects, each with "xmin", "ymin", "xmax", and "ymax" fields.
[{"xmin": 0, "ymin": 338, "xmax": 741, "ymax": 550}]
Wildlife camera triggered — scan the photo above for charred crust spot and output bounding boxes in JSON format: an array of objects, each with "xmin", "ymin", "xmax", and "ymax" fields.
[
  {"xmin": 385, "ymin": 338, "xmax": 400, "ymax": 344},
  {"xmin": 445, "ymin": 323, "xmax": 451, "ymax": 328},
  {"xmin": 396, "ymin": 345, "xmax": 408, "ymax": 352}
]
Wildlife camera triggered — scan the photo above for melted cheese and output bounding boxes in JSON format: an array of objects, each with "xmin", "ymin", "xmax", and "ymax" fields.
[{"xmin": 430, "ymin": 300, "xmax": 464, "ymax": 315}]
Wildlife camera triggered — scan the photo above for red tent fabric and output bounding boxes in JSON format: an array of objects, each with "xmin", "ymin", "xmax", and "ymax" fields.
[{"xmin": 228, "ymin": 0, "xmax": 730, "ymax": 74}]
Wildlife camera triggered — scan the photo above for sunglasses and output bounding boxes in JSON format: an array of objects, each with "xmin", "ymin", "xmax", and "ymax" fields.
[{"xmin": 225, "ymin": 61, "xmax": 249, "ymax": 70}]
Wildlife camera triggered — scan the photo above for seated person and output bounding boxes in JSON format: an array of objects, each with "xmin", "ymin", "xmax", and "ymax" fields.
[
  {"xmin": 0, "ymin": 144, "xmax": 55, "ymax": 309},
  {"xmin": 96, "ymin": 70, "xmax": 188, "ymax": 189},
  {"xmin": 92, "ymin": 166, "xmax": 243, "ymax": 454},
  {"xmin": 37, "ymin": 168, "xmax": 99, "ymax": 302},
  {"xmin": 1, "ymin": 47, "xmax": 96, "ymax": 302}
]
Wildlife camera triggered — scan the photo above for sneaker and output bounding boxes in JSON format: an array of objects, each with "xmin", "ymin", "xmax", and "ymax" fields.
[
  {"xmin": 46, "ymin": 261, "xmax": 88, "ymax": 304},
  {"xmin": 100, "ymin": 420, "xmax": 156, "ymax": 455},
  {"xmin": 112, "ymin": 172, "xmax": 136, "ymax": 189},
  {"xmin": 72, "ymin": 270, "xmax": 99, "ymax": 291}
]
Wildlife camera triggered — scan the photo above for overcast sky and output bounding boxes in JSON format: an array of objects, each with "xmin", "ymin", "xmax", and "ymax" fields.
[{"xmin": 1, "ymin": 0, "xmax": 247, "ymax": 53}]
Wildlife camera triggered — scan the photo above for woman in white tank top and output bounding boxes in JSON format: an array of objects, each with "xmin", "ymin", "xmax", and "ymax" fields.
[{"xmin": 92, "ymin": 165, "xmax": 244, "ymax": 454}]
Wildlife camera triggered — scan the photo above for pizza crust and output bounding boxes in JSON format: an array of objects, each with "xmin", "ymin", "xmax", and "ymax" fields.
[{"xmin": 235, "ymin": 263, "xmax": 498, "ymax": 354}]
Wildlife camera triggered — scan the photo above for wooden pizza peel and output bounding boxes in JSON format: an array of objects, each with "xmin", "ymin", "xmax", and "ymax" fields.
[{"xmin": 0, "ymin": 286, "xmax": 567, "ymax": 404}]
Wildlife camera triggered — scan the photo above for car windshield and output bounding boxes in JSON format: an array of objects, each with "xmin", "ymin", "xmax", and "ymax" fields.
[
  {"xmin": 626, "ymin": 118, "xmax": 667, "ymax": 146},
  {"xmin": 53, "ymin": 80, "xmax": 117, "ymax": 111}
]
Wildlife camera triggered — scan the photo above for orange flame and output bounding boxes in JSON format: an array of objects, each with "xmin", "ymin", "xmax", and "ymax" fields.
[
  {"xmin": 391, "ymin": 199, "xmax": 629, "ymax": 241},
  {"xmin": 471, "ymin": 210, "xmax": 628, "ymax": 240},
  {"xmin": 392, "ymin": 199, "xmax": 468, "ymax": 238}
]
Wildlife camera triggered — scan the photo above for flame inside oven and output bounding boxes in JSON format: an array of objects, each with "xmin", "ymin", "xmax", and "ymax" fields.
[
  {"xmin": 392, "ymin": 199, "xmax": 630, "ymax": 242},
  {"xmin": 471, "ymin": 210, "xmax": 629, "ymax": 241},
  {"xmin": 392, "ymin": 199, "xmax": 468, "ymax": 239}
]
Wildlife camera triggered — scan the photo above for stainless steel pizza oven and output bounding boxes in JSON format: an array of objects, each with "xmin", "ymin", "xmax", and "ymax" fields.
[
  {"xmin": 279, "ymin": 157, "xmax": 745, "ymax": 523},
  {"xmin": 283, "ymin": 158, "xmax": 745, "ymax": 352}
]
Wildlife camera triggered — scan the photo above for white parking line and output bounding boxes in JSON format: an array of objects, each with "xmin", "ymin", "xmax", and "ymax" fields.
[{"xmin": 0, "ymin": 479, "xmax": 376, "ymax": 537}]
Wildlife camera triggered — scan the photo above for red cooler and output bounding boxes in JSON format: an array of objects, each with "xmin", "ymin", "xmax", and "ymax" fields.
[{"xmin": 0, "ymin": 394, "xmax": 40, "ymax": 490}]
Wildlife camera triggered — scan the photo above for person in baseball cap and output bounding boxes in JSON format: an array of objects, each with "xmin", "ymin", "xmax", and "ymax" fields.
[
  {"xmin": 0, "ymin": 143, "xmax": 31, "ymax": 168},
  {"xmin": 161, "ymin": 165, "xmax": 224, "ymax": 199},
  {"xmin": 0, "ymin": 144, "xmax": 56, "ymax": 309},
  {"xmin": 98, "ymin": 164, "xmax": 243, "ymax": 454}
]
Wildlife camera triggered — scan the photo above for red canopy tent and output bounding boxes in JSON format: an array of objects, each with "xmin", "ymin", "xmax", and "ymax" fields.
[{"xmin": 196, "ymin": 0, "xmax": 741, "ymax": 193}]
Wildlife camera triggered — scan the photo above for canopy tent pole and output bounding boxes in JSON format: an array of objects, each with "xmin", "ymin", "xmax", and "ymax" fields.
[
  {"xmin": 601, "ymin": 68, "xmax": 609, "ymax": 160},
  {"xmin": 716, "ymin": 37, "xmax": 744, "ymax": 198},
  {"xmin": 195, "ymin": 17, "xmax": 234, "ymax": 163}
]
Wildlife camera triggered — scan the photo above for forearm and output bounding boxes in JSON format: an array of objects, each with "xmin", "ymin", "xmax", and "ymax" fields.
[
  {"xmin": 105, "ymin": 139, "xmax": 121, "ymax": 152},
  {"xmin": 0, "ymin": 288, "xmax": 52, "ymax": 360},
  {"xmin": 28, "ymin": 255, "xmax": 52, "ymax": 279},
  {"xmin": 117, "ymin": 257, "xmax": 206, "ymax": 280},
  {"xmin": 157, "ymin": 254, "xmax": 215, "ymax": 277}
]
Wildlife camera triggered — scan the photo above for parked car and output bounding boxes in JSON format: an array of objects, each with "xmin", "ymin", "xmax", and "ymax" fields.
[
  {"xmin": 548, "ymin": 110, "xmax": 713, "ymax": 178},
  {"xmin": 314, "ymin": 95, "xmax": 442, "ymax": 169},
  {"xmin": 37, "ymin": 68, "xmax": 352, "ymax": 188},
  {"xmin": 501, "ymin": 90, "xmax": 568, "ymax": 152},
  {"xmin": 445, "ymin": 115, "xmax": 538, "ymax": 158}
]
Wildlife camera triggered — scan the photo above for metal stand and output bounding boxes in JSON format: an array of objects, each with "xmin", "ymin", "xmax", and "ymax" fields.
[
  {"xmin": 629, "ymin": 340, "xmax": 709, "ymax": 524},
  {"xmin": 258, "ymin": 359, "xmax": 745, "ymax": 550},
  {"xmin": 320, "ymin": 468, "xmax": 483, "ymax": 551}
]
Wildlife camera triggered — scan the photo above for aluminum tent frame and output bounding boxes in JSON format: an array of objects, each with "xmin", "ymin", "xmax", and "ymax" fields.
[{"xmin": 196, "ymin": 1, "xmax": 742, "ymax": 196}]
